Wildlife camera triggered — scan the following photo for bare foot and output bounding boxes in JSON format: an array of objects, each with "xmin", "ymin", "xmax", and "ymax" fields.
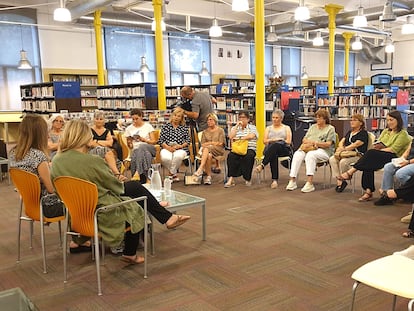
[{"xmin": 160, "ymin": 201, "xmax": 169, "ymax": 207}]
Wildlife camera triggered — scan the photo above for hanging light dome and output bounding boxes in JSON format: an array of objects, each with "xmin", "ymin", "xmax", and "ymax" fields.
[
  {"xmin": 53, "ymin": 0, "xmax": 71, "ymax": 22},
  {"xmin": 355, "ymin": 69, "xmax": 362, "ymax": 81},
  {"xmin": 301, "ymin": 66, "xmax": 308, "ymax": 79},
  {"xmin": 294, "ymin": 0, "xmax": 310, "ymax": 21},
  {"xmin": 384, "ymin": 37, "xmax": 395, "ymax": 53},
  {"xmin": 353, "ymin": 6, "xmax": 368, "ymax": 28},
  {"xmin": 402, "ymin": 16, "xmax": 414, "ymax": 35},
  {"xmin": 352, "ymin": 36, "xmax": 362, "ymax": 50},
  {"xmin": 209, "ymin": 19, "xmax": 222, "ymax": 37},
  {"xmin": 18, "ymin": 50, "xmax": 32, "ymax": 70},
  {"xmin": 312, "ymin": 31, "xmax": 323, "ymax": 46},
  {"xmin": 232, "ymin": 0, "xmax": 249, "ymax": 12},
  {"xmin": 267, "ymin": 25, "xmax": 278, "ymax": 42},
  {"xmin": 199, "ymin": 61, "xmax": 209, "ymax": 76},
  {"xmin": 139, "ymin": 56, "xmax": 150, "ymax": 73}
]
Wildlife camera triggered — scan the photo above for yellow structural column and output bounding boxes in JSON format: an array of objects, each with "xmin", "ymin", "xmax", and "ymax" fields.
[
  {"xmin": 254, "ymin": 0, "xmax": 265, "ymax": 156},
  {"xmin": 342, "ymin": 32, "xmax": 354, "ymax": 84},
  {"xmin": 324, "ymin": 4, "xmax": 343, "ymax": 95},
  {"xmin": 153, "ymin": 0, "xmax": 166, "ymax": 110},
  {"xmin": 94, "ymin": 10, "xmax": 105, "ymax": 85}
]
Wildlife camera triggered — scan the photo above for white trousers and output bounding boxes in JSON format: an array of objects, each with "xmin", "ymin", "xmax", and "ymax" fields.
[
  {"xmin": 289, "ymin": 149, "xmax": 330, "ymax": 178},
  {"xmin": 160, "ymin": 149, "xmax": 187, "ymax": 174}
]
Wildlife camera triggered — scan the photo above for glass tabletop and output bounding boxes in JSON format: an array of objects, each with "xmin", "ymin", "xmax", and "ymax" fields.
[{"xmin": 143, "ymin": 184, "xmax": 205, "ymax": 208}]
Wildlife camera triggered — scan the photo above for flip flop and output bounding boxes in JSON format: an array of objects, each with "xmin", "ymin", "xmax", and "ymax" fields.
[
  {"xmin": 121, "ymin": 255, "xmax": 145, "ymax": 264},
  {"xmin": 166, "ymin": 215, "xmax": 191, "ymax": 229}
]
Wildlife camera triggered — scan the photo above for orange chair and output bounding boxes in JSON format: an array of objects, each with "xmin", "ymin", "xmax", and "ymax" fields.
[
  {"xmin": 53, "ymin": 176, "xmax": 149, "ymax": 296},
  {"xmin": 9, "ymin": 168, "xmax": 65, "ymax": 274}
]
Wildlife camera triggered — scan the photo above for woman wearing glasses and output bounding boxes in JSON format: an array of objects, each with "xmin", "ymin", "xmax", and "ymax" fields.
[{"xmin": 47, "ymin": 113, "xmax": 65, "ymax": 158}]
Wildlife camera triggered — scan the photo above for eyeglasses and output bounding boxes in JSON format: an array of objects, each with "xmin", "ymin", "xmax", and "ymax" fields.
[{"xmin": 54, "ymin": 120, "xmax": 64, "ymax": 123}]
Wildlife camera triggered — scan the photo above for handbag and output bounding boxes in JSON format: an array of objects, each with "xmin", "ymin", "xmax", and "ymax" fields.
[
  {"xmin": 334, "ymin": 150, "xmax": 360, "ymax": 160},
  {"xmin": 231, "ymin": 139, "xmax": 248, "ymax": 155},
  {"xmin": 41, "ymin": 193, "xmax": 65, "ymax": 218},
  {"xmin": 299, "ymin": 143, "xmax": 317, "ymax": 153}
]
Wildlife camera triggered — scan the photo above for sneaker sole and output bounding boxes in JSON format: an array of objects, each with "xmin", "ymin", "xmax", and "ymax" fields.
[{"xmin": 301, "ymin": 187, "xmax": 315, "ymax": 193}]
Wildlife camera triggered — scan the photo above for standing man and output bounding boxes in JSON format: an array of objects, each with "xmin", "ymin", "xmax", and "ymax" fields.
[{"xmin": 179, "ymin": 86, "xmax": 213, "ymax": 131}]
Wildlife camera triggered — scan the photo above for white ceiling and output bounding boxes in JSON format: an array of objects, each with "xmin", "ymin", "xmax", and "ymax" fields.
[{"xmin": 2, "ymin": 0, "xmax": 414, "ymax": 44}]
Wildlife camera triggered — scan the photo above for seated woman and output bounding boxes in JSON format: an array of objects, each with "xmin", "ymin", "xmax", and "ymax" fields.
[
  {"xmin": 193, "ymin": 113, "xmax": 225, "ymax": 185},
  {"xmin": 329, "ymin": 114, "xmax": 368, "ymax": 193},
  {"xmin": 255, "ymin": 109, "xmax": 292, "ymax": 189},
  {"xmin": 47, "ymin": 113, "xmax": 65, "ymax": 158},
  {"xmin": 224, "ymin": 111, "xmax": 258, "ymax": 188},
  {"xmin": 88, "ymin": 111, "xmax": 125, "ymax": 181},
  {"xmin": 10, "ymin": 114, "xmax": 91, "ymax": 253},
  {"xmin": 51, "ymin": 120, "xmax": 190, "ymax": 263},
  {"xmin": 374, "ymin": 137, "xmax": 414, "ymax": 205},
  {"xmin": 125, "ymin": 108, "xmax": 157, "ymax": 183},
  {"xmin": 159, "ymin": 109, "xmax": 190, "ymax": 182},
  {"xmin": 339, "ymin": 111, "xmax": 411, "ymax": 202},
  {"xmin": 286, "ymin": 109, "xmax": 336, "ymax": 193}
]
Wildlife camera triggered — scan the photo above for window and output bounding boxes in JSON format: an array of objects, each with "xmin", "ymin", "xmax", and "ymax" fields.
[
  {"xmin": 334, "ymin": 51, "xmax": 355, "ymax": 86},
  {"xmin": 0, "ymin": 9, "xmax": 41, "ymax": 111},
  {"xmin": 281, "ymin": 47, "xmax": 301, "ymax": 86},
  {"xmin": 250, "ymin": 44, "xmax": 273, "ymax": 80},
  {"xmin": 168, "ymin": 33, "xmax": 210, "ymax": 86},
  {"xmin": 104, "ymin": 27, "xmax": 156, "ymax": 84}
]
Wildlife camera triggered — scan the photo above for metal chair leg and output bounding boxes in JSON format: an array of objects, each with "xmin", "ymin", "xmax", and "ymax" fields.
[
  {"xmin": 392, "ymin": 295, "xmax": 397, "ymax": 311},
  {"xmin": 408, "ymin": 299, "xmax": 414, "ymax": 311},
  {"xmin": 350, "ymin": 281, "xmax": 360, "ymax": 311}
]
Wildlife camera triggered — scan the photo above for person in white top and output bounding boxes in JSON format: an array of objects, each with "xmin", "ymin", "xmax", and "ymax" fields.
[{"xmin": 125, "ymin": 108, "xmax": 157, "ymax": 182}]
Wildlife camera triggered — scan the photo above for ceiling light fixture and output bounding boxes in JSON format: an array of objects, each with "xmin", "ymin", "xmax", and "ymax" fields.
[
  {"xmin": 199, "ymin": 61, "xmax": 209, "ymax": 76},
  {"xmin": 295, "ymin": 0, "xmax": 310, "ymax": 21},
  {"xmin": 353, "ymin": 6, "xmax": 368, "ymax": 28},
  {"xmin": 267, "ymin": 25, "xmax": 278, "ymax": 42},
  {"xmin": 355, "ymin": 69, "xmax": 362, "ymax": 81},
  {"xmin": 292, "ymin": 21, "xmax": 304, "ymax": 37},
  {"xmin": 352, "ymin": 35, "xmax": 362, "ymax": 50},
  {"xmin": 139, "ymin": 56, "xmax": 150, "ymax": 73},
  {"xmin": 151, "ymin": 19, "xmax": 166, "ymax": 31},
  {"xmin": 301, "ymin": 66, "xmax": 308, "ymax": 79},
  {"xmin": 384, "ymin": 36, "xmax": 395, "ymax": 53},
  {"xmin": 209, "ymin": 18, "xmax": 222, "ymax": 37},
  {"xmin": 380, "ymin": 0, "xmax": 396, "ymax": 22},
  {"xmin": 402, "ymin": 16, "xmax": 414, "ymax": 35},
  {"xmin": 312, "ymin": 31, "xmax": 323, "ymax": 46},
  {"xmin": 232, "ymin": 0, "xmax": 249, "ymax": 12},
  {"xmin": 17, "ymin": 25, "xmax": 32, "ymax": 70},
  {"xmin": 271, "ymin": 65, "xmax": 280, "ymax": 78},
  {"xmin": 53, "ymin": 0, "xmax": 71, "ymax": 22}
]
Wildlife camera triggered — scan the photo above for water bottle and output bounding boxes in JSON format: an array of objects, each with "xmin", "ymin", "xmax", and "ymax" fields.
[{"xmin": 164, "ymin": 176, "xmax": 172, "ymax": 195}]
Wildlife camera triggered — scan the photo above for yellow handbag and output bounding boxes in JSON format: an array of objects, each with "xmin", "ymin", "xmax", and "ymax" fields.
[{"xmin": 231, "ymin": 139, "xmax": 248, "ymax": 155}]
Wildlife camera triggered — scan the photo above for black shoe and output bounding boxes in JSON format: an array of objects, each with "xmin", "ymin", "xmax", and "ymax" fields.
[
  {"xmin": 335, "ymin": 181, "xmax": 348, "ymax": 193},
  {"xmin": 374, "ymin": 193, "xmax": 394, "ymax": 206}
]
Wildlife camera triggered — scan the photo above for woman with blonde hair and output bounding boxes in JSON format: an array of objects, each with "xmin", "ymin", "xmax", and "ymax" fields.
[
  {"xmin": 47, "ymin": 113, "xmax": 65, "ymax": 158},
  {"xmin": 159, "ymin": 109, "xmax": 190, "ymax": 182},
  {"xmin": 286, "ymin": 109, "xmax": 336, "ymax": 193},
  {"xmin": 329, "ymin": 114, "xmax": 368, "ymax": 192},
  {"xmin": 193, "ymin": 113, "xmax": 225, "ymax": 185},
  {"xmin": 51, "ymin": 119, "xmax": 190, "ymax": 263}
]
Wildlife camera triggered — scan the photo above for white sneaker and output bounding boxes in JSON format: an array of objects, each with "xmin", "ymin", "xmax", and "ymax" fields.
[
  {"xmin": 286, "ymin": 180, "xmax": 297, "ymax": 191},
  {"xmin": 401, "ymin": 212, "xmax": 413, "ymax": 224},
  {"xmin": 270, "ymin": 180, "xmax": 278, "ymax": 189},
  {"xmin": 301, "ymin": 182, "xmax": 315, "ymax": 193},
  {"xmin": 245, "ymin": 180, "xmax": 252, "ymax": 187},
  {"xmin": 393, "ymin": 245, "xmax": 414, "ymax": 259},
  {"xmin": 204, "ymin": 176, "xmax": 212, "ymax": 185}
]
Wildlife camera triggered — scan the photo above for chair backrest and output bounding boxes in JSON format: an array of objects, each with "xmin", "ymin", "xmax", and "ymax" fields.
[
  {"xmin": 367, "ymin": 132, "xmax": 376, "ymax": 150},
  {"xmin": 118, "ymin": 132, "xmax": 131, "ymax": 161},
  {"xmin": 10, "ymin": 168, "xmax": 42, "ymax": 221},
  {"xmin": 152, "ymin": 129, "xmax": 162, "ymax": 164},
  {"xmin": 54, "ymin": 176, "xmax": 98, "ymax": 237}
]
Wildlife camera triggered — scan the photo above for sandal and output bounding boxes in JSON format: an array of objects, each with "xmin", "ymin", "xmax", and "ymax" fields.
[
  {"xmin": 402, "ymin": 230, "xmax": 414, "ymax": 238},
  {"xmin": 358, "ymin": 191, "xmax": 373, "ymax": 202},
  {"xmin": 166, "ymin": 215, "xmax": 191, "ymax": 229},
  {"xmin": 121, "ymin": 254, "xmax": 145, "ymax": 264},
  {"xmin": 338, "ymin": 171, "xmax": 353, "ymax": 181}
]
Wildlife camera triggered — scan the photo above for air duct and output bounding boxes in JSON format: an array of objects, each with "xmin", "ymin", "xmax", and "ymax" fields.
[{"xmin": 67, "ymin": 0, "xmax": 114, "ymax": 20}]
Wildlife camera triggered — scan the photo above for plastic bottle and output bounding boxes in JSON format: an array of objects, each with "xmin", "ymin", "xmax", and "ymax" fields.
[{"xmin": 164, "ymin": 176, "xmax": 172, "ymax": 195}]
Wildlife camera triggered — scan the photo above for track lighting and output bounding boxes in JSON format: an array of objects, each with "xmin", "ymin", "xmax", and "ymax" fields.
[
  {"xmin": 353, "ymin": 6, "xmax": 367, "ymax": 28},
  {"xmin": 232, "ymin": 0, "xmax": 249, "ymax": 12},
  {"xmin": 352, "ymin": 36, "xmax": 362, "ymax": 50},
  {"xmin": 295, "ymin": 0, "xmax": 310, "ymax": 21},
  {"xmin": 312, "ymin": 31, "xmax": 323, "ymax": 46},
  {"xmin": 199, "ymin": 61, "xmax": 209, "ymax": 76},
  {"xmin": 209, "ymin": 19, "xmax": 222, "ymax": 37},
  {"xmin": 53, "ymin": 0, "xmax": 71, "ymax": 22},
  {"xmin": 139, "ymin": 56, "xmax": 150, "ymax": 73}
]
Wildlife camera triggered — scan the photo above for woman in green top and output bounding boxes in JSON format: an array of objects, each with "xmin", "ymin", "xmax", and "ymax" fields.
[{"xmin": 339, "ymin": 110, "xmax": 411, "ymax": 202}]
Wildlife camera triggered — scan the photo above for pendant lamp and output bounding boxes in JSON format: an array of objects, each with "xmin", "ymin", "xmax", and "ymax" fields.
[
  {"xmin": 17, "ymin": 25, "xmax": 32, "ymax": 70},
  {"xmin": 199, "ymin": 61, "xmax": 209, "ymax": 76},
  {"xmin": 139, "ymin": 56, "xmax": 150, "ymax": 73},
  {"xmin": 54, "ymin": 0, "xmax": 71, "ymax": 22}
]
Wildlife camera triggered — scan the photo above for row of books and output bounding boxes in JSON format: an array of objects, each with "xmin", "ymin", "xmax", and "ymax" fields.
[
  {"xmin": 97, "ymin": 99, "xmax": 145, "ymax": 109},
  {"xmin": 22, "ymin": 100, "xmax": 56, "ymax": 111},
  {"xmin": 21, "ymin": 86, "xmax": 54, "ymax": 98},
  {"xmin": 97, "ymin": 86, "xmax": 148, "ymax": 98}
]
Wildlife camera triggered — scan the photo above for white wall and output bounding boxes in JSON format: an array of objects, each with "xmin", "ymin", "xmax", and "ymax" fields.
[{"xmin": 211, "ymin": 41, "xmax": 250, "ymax": 75}]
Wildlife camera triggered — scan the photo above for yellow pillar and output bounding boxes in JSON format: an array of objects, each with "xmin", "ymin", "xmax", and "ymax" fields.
[
  {"xmin": 324, "ymin": 4, "xmax": 343, "ymax": 95},
  {"xmin": 254, "ymin": 0, "xmax": 265, "ymax": 156},
  {"xmin": 342, "ymin": 32, "xmax": 354, "ymax": 84},
  {"xmin": 94, "ymin": 10, "xmax": 105, "ymax": 85},
  {"xmin": 153, "ymin": 0, "xmax": 166, "ymax": 110}
]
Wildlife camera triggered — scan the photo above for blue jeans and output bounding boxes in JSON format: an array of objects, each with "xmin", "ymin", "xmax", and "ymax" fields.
[{"xmin": 381, "ymin": 162, "xmax": 414, "ymax": 190}]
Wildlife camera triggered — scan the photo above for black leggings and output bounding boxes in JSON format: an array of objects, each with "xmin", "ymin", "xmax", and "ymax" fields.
[
  {"xmin": 121, "ymin": 181, "xmax": 173, "ymax": 255},
  {"xmin": 353, "ymin": 149, "xmax": 396, "ymax": 192},
  {"xmin": 262, "ymin": 143, "xmax": 291, "ymax": 180}
]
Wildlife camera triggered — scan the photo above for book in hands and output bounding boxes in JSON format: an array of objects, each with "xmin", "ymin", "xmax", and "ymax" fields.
[
  {"xmin": 373, "ymin": 141, "xmax": 387, "ymax": 149},
  {"xmin": 392, "ymin": 157, "xmax": 405, "ymax": 167}
]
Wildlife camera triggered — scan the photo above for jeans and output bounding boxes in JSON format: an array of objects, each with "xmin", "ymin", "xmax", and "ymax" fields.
[{"xmin": 381, "ymin": 162, "xmax": 414, "ymax": 190}]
